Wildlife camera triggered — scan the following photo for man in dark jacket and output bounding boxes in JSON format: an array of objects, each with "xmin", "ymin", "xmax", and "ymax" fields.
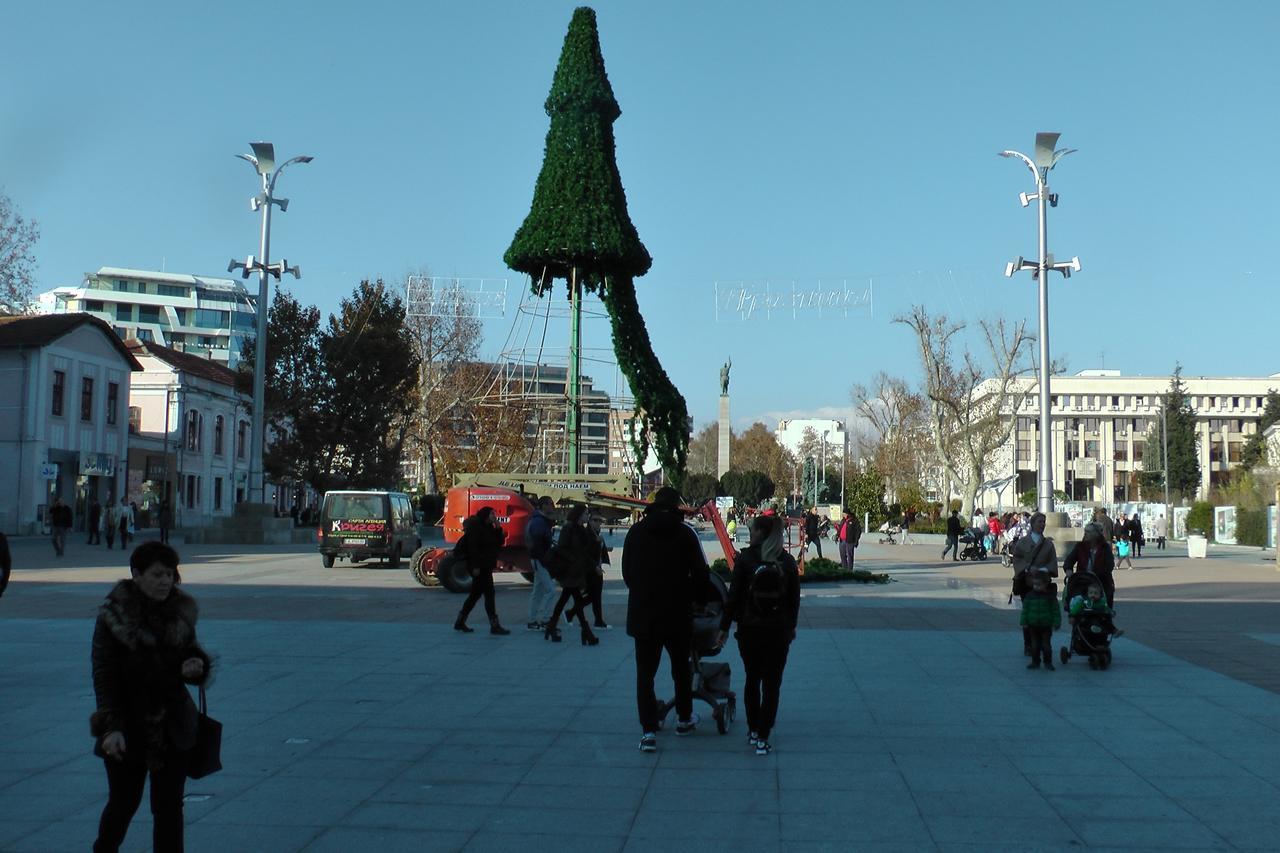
[
  {"xmin": 803, "ymin": 509, "xmax": 822, "ymax": 559},
  {"xmin": 88, "ymin": 499, "xmax": 102, "ymax": 545},
  {"xmin": 623, "ymin": 487, "xmax": 709, "ymax": 753},
  {"xmin": 942, "ymin": 509, "xmax": 963, "ymax": 561},
  {"xmin": 50, "ymin": 498, "xmax": 73, "ymax": 556}
]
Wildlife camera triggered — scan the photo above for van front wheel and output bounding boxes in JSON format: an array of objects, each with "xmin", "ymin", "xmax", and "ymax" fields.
[{"xmin": 322, "ymin": 553, "xmax": 335, "ymax": 568}]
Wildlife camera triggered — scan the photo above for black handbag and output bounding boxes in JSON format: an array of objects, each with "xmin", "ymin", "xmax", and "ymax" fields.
[{"xmin": 186, "ymin": 686, "xmax": 223, "ymax": 779}]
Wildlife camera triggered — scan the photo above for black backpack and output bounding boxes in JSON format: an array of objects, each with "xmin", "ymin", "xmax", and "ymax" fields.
[{"xmin": 747, "ymin": 561, "xmax": 786, "ymax": 620}]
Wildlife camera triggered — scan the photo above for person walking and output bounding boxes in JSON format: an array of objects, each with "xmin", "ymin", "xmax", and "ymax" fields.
[
  {"xmin": 1062, "ymin": 522, "xmax": 1117, "ymax": 609},
  {"xmin": 1093, "ymin": 507, "xmax": 1114, "ymax": 544},
  {"xmin": 1116, "ymin": 531, "xmax": 1135, "ymax": 570},
  {"xmin": 568, "ymin": 513, "xmax": 611, "ymax": 631},
  {"xmin": 717, "ymin": 514, "xmax": 800, "ymax": 755},
  {"xmin": 50, "ymin": 497, "xmax": 73, "ymax": 556},
  {"xmin": 900, "ymin": 508, "xmax": 915, "ymax": 545},
  {"xmin": 1020, "ymin": 571, "xmax": 1061, "ymax": 670},
  {"xmin": 942, "ymin": 509, "xmax": 963, "ymax": 561},
  {"xmin": 545, "ymin": 505, "xmax": 600, "ymax": 645},
  {"xmin": 1153, "ymin": 514, "xmax": 1167, "ymax": 550},
  {"xmin": 837, "ymin": 509, "xmax": 862, "ymax": 569},
  {"xmin": 104, "ymin": 500, "xmax": 117, "ymax": 550},
  {"xmin": 1129, "ymin": 514, "xmax": 1145, "ymax": 558},
  {"xmin": 524, "ymin": 497, "xmax": 559, "ymax": 631},
  {"xmin": 157, "ymin": 500, "xmax": 170, "ymax": 545},
  {"xmin": 987, "ymin": 512, "xmax": 1004, "ymax": 555},
  {"xmin": 1009, "ymin": 512, "xmax": 1058, "ymax": 657},
  {"xmin": 623, "ymin": 487, "xmax": 710, "ymax": 753},
  {"xmin": 452, "ymin": 507, "xmax": 511, "ymax": 635},
  {"xmin": 90, "ymin": 541, "xmax": 211, "ymax": 853},
  {"xmin": 88, "ymin": 498, "xmax": 103, "ymax": 545},
  {"xmin": 117, "ymin": 498, "xmax": 134, "ymax": 550},
  {"xmin": 803, "ymin": 508, "xmax": 823, "ymax": 559}
]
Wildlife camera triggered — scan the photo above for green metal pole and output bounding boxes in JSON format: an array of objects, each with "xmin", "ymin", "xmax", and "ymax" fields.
[{"xmin": 567, "ymin": 268, "xmax": 581, "ymax": 474}]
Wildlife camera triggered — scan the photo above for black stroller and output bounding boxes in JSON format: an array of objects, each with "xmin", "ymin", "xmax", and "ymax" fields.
[
  {"xmin": 656, "ymin": 572, "xmax": 737, "ymax": 734},
  {"xmin": 1059, "ymin": 571, "xmax": 1119, "ymax": 669},
  {"xmin": 958, "ymin": 528, "xmax": 987, "ymax": 561}
]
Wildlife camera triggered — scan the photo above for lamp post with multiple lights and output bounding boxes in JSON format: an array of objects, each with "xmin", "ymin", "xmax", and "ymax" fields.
[
  {"xmin": 1000, "ymin": 132, "xmax": 1081, "ymax": 515},
  {"xmin": 228, "ymin": 142, "xmax": 312, "ymax": 505}
]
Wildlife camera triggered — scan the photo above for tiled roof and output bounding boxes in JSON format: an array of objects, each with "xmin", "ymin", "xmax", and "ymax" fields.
[
  {"xmin": 125, "ymin": 340, "xmax": 243, "ymax": 388},
  {"xmin": 0, "ymin": 313, "xmax": 143, "ymax": 369}
]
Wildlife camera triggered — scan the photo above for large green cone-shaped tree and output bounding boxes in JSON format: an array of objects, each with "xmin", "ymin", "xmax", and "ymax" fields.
[{"xmin": 505, "ymin": 6, "xmax": 688, "ymax": 486}]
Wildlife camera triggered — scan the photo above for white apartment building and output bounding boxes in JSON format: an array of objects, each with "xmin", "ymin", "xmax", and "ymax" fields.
[
  {"xmin": 977, "ymin": 369, "xmax": 1280, "ymax": 508},
  {"xmin": 775, "ymin": 418, "xmax": 847, "ymax": 460},
  {"xmin": 39, "ymin": 267, "xmax": 256, "ymax": 367},
  {"xmin": 125, "ymin": 340, "xmax": 253, "ymax": 528},
  {"xmin": 0, "ymin": 315, "xmax": 141, "ymax": 534}
]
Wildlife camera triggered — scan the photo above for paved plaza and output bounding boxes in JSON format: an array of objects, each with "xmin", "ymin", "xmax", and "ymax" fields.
[{"xmin": 2, "ymin": 533, "xmax": 1279, "ymax": 852}]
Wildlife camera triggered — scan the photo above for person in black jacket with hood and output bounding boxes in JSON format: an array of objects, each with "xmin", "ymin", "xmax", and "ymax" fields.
[
  {"xmin": 452, "ymin": 507, "xmax": 511, "ymax": 635},
  {"xmin": 717, "ymin": 514, "xmax": 800, "ymax": 755},
  {"xmin": 623, "ymin": 487, "xmax": 710, "ymax": 753},
  {"xmin": 544, "ymin": 504, "xmax": 599, "ymax": 645}
]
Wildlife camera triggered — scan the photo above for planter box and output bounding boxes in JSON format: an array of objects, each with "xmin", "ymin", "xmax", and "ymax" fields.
[{"xmin": 1187, "ymin": 535, "xmax": 1208, "ymax": 559}]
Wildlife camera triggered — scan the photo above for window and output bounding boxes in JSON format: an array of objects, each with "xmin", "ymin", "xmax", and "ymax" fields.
[
  {"xmin": 237, "ymin": 420, "xmax": 247, "ymax": 459},
  {"xmin": 214, "ymin": 477, "xmax": 223, "ymax": 510},
  {"xmin": 1051, "ymin": 395, "xmax": 1059, "ymax": 408},
  {"xmin": 214, "ymin": 415, "xmax": 224, "ymax": 455},
  {"xmin": 137, "ymin": 328, "xmax": 154, "ymax": 343},
  {"xmin": 51, "ymin": 370, "xmax": 65, "ymax": 416},
  {"xmin": 1113, "ymin": 418, "xmax": 1128, "ymax": 433},
  {"xmin": 158, "ymin": 284, "xmax": 187, "ymax": 298},
  {"xmin": 128, "ymin": 406, "xmax": 142, "ymax": 434},
  {"xmin": 80, "ymin": 377, "xmax": 94, "ymax": 421},
  {"xmin": 1083, "ymin": 418, "xmax": 1100, "ymax": 433},
  {"xmin": 1110, "ymin": 395, "xmax": 1120, "ymax": 407},
  {"xmin": 186, "ymin": 474, "xmax": 197, "ymax": 509},
  {"xmin": 1133, "ymin": 441, "xmax": 1145, "ymax": 462},
  {"xmin": 116, "ymin": 304, "xmax": 133, "ymax": 321},
  {"xmin": 194, "ymin": 309, "xmax": 230, "ymax": 329},
  {"xmin": 106, "ymin": 383, "xmax": 119, "ymax": 425},
  {"xmin": 138, "ymin": 305, "xmax": 161, "ymax": 324},
  {"xmin": 1085, "ymin": 440, "xmax": 1100, "ymax": 458},
  {"xmin": 185, "ymin": 409, "xmax": 202, "ymax": 452},
  {"xmin": 85, "ymin": 300, "xmax": 105, "ymax": 312},
  {"xmin": 114, "ymin": 279, "xmax": 130, "ymax": 292}
]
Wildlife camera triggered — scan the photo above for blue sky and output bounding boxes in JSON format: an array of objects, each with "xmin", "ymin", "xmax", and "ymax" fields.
[{"xmin": 5, "ymin": 1, "xmax": 1277, "ymax": 435}]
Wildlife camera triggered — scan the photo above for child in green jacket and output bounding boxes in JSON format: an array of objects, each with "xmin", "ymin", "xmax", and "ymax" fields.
[{"xmin": 1020, "ymin": 571, "xmax": 1061, "ymax": 670}]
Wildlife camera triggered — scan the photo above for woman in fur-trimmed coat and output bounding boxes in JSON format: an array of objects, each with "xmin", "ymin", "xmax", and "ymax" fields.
[{"xmin": 91, "ymin": 541, "xmax": 211, "ymax": 853}]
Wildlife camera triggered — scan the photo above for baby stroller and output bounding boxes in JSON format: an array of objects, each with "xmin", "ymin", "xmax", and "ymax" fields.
[
  {"xmin": 656, "ymin": 572, "xmax": 737, "ymax": 734},
  {"xmin": 1059, "ymin": 571, "xmax": 1118, "ymax": 670},
  {"xmin": 878, "ymin": 520, "xmax": 901, "ymax": 544},
  {"xmin": 957, "ymin": 528, "xmax": 987, "ymax": 561}
]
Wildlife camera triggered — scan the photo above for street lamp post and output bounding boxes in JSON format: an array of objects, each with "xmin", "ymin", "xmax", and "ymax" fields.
[
  {"xmin": 228, "ymin": 142, "xmax": 312, "ymax": 505},
  {"xmin": 1001, "ymin": 132, "xmax": 1082, "ymax": 516}
]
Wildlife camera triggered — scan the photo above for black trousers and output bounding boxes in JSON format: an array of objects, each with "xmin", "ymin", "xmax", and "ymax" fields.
[
  {"xmin": 88, "ymin": 524, "xmax": 101, "ymax": 544},
  {"xmin": 634, "ymin": 634, "xmax": 692, "ymax": 733},
  {"xmin": 458, "ymin": 570, "xmax": 497, "ymax": 621},
  {"xmin": 942, "ymin": 535, "xmax": 959, "ymax": 559},
  {"xmin": 736, "ymin": 629, "xmax": 791, "ymax": 740},
  {"xmin": 1027, "ymin": 626, "xmax": 1053, "ymax": 663},
  {"xmin": 569, "ymin": 573, "xmax": 605, "ymax": 625},
  {"xmin": 94, "ymin": 754, "xmax": 187, "ymax": 853}
]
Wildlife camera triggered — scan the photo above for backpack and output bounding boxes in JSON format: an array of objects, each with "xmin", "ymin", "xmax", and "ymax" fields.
[{"xmin": 747, "ymin": 561, "xmax": 787, "ymax": 621}]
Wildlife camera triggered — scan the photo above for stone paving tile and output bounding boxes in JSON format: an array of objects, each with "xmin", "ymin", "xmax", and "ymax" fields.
[
  {"xmin": 1066, "ymin": 817, "xmax": 1233, "ymax": 849},
  {"xmin": 781, "ymin": 809, "xmax": 932, "ymax": 843},
  {"xmin": 482, "ymin": 804, "xmax": 636, "ymax": 836},
  {"xmin": 340, "ymin": 801, "xmax": 492, "ymax": 832},
  {"xmin": 923, "ymin": 814, "xmax": 1084, "ymax": 847},
  {"xmin": 468, "ymin": 833, "xmax": 627, "ymax": 853},
  {"xmin": 304, "ymin": 827, "xmax": 472, "ymax": 853}
]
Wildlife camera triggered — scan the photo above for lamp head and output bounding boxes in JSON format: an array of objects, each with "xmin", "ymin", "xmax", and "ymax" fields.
[
  {"xmin": 248, "ymin": 142, "xmax": 276, "ymax": 175},
  {"xmin": 1033, "ymin": 133, "xmax": 1061, "ymax": 169}
]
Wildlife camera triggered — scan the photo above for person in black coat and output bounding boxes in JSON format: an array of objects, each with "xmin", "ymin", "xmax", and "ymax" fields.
[
  {"xmin": 0, "ymin": 531, "xmax": 11, "ymax": 598},
  {"xmin": 567, "ymin": 512, "xmax": 611, "ymax": 631},
  {"xmin": 452, "ymin": 507, "xmax": 511, "ymax": 635},
  {"xmin": 803, "ymin": 509, "xmax": 822, "ymax": 558},
  {"xmin": 942, "ymin": 509, "xmax": 963, "ymax": 561},
  {"xmin": 1062, "ymin": 522, "xmax": 1117, "ymax": 607},
  {"xmin": 88, "ymin": 499, "xmax": 103, "ymax": 545},
  {"xmin": 544, "ymin": 505, "xmax": 599, "ymax": 645},
  {"xmin": 91, "ymin": 541, "xmax": 211, "ymax": 853},
  {"xmin": 1129, "ymin": 515, "xmax": 1145, "ymax": 558},
  {"xmin": 717, "ymin": 514, "xmax": 800, "ymax": 755},
  {"xmin": 623, "ymin": 487, "xmax": 709, "ymax": 751}
]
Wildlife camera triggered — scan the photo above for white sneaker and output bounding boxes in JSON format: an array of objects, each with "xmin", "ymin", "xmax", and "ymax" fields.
[
  {"xmin": 748, "ymin": 730, "xmax": 760, "ymax": 748},
  {"xmin": 755, "ymin": 739, "xmax": 773, "ymax": 756},
  {"xmin": 675, "ymin": 713, "xmax": 700, "ymax": 736},
  {"xmin": 638, "ymin": 732, "xmax": 657, "ymax": 752}
]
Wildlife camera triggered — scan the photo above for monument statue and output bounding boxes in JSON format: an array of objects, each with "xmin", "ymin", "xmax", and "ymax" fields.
[{"xmin": 720, "ymin": 356, "xmax": 732, "ymax": 395}]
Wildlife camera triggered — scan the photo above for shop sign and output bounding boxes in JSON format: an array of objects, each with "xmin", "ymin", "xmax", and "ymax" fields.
[{"xmin": 80, "ymin": 452, "xmax": 116, "ymax": 477}]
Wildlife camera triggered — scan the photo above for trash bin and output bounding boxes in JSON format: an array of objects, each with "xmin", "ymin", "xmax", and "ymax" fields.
[{"xmin": 1187, "ymin": 528, "xmax": 1208, "ymax": 559}]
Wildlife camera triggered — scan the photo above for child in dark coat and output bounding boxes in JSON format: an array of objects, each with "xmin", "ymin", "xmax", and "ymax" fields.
[{"xmin": 1020, "ymin": 571, "xmax": 1061, "ymax": 670}]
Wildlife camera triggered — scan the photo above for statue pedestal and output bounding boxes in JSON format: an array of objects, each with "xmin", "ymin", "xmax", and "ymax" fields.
[
  {"xmin": 1044, "ymin": 510, "xmax": 1083, "ymax": 548},
  {"xmin": 717, "ymin": 395, "xmax": 730, "ymax": 478}
]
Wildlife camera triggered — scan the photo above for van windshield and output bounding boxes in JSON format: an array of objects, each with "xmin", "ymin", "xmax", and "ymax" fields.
[{"xmin": 325, "ymin": 494, "xmax": 385, "ymax": 520}]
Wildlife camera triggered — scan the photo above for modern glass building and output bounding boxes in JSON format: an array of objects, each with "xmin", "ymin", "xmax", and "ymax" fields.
[{"xmin": 38, "ymin": 267, "xmax": 257, "ymax": 367}]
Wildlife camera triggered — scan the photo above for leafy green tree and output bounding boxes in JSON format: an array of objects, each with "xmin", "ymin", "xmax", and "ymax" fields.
[
  {"xmin": 1241, "ymin": 389, "xmax": 1280, "ymax": 471},
  {"xmin": 720, "ymin": 469, "xmax": 775, "ymax": 507},
  {"xmin": 681, "ymin": 472, "xmax": 720, "ymax": 507},
  {"xmin": 505, "ymin": 6, "xmax": 687, "ymax": 485},
  {"xmin": 1141, "ymin": 366, "xmax": 1202, "ymax": 501},
  {"xmin": 731, "ymin": 423, "xmax": 794, "ymax": 499},
  {"xmin": 317, "ymin": 280, "xmax": 421, "ymax": 490},
  {"xmin": 237, "ymin": 287, "xmax": 326, "ymax": 489},
  {"xmin": 846, "ymin": 468, "xmax": 886, "ymax": 525}
]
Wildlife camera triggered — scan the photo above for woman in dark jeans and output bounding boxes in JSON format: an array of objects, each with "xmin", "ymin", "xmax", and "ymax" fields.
[
  {"xmin": 545, "ymin": 505, "xmax": 600, "ymax": 645},
  {"xmin": 568, "ymin": 513, "xmax": 610, "ymax": 630},
  {"xmin": 453, "ymin": 507, "xmax": 512, "ymax": 635},
  {"xmin": 91, "ymin": 541, "xmax": 211, "ymax": 853},
  {"xmin": 716, "ymin": 514, "xmax": 800, "ymax": 756}
]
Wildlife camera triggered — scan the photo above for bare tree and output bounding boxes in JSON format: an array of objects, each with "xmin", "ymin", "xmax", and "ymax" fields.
[
  {"xmin": 685, "ymin": 422, "xmax": 720, "ymax": 475},
  {"xmin": 0, "ymin": 191, "xmax": 39, "ymax": 313},
  {"xmin": 403, "ymin": 273, "xmax": 484, "ymax": 493},
  {"xmin": 894, "ymin": 306, "xmax": 1035, "ymax": 517},
  {"xmin": 850, "ymin": 373, "xmax": 930, "ymax": 504}
]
